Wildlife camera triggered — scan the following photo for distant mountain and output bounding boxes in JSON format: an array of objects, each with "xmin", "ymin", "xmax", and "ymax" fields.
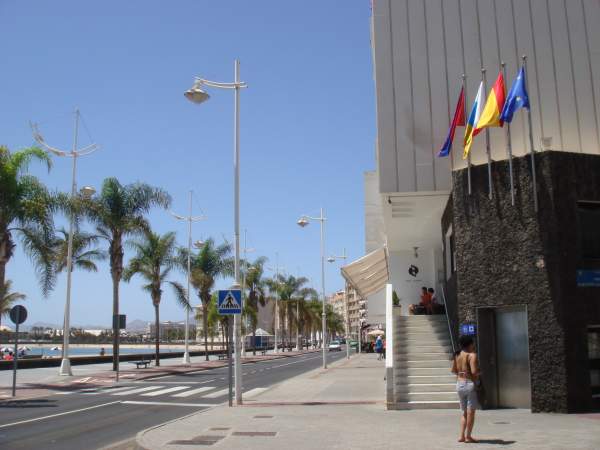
[{"xmin": 126, "ymin": 319, "xmax": 150, "ymax": 332}]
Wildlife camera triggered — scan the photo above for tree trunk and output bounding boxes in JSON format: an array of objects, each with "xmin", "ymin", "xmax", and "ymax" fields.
[
  {"xmin": 252, "ymin": 328, "xmax": 256, "ymax": 356},
  {"xmin": 202, "ymin": 301, "xmax": 209, "ymax": 361},
  {"xmin": 154, "ymin": 302, "xmax": 160, "ymax": 366},
  {"xmin": 111, "ymin": 235, "xmax": 123, "ymax": 372}
]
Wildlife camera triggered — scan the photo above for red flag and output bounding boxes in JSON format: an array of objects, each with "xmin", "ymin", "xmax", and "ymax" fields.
[{"xmin": 438, "ymin": 87, "xmax": 465, "ymax": 157}]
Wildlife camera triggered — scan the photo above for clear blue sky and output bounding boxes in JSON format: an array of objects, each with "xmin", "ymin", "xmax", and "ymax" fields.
[{"xmin": 0, "ymin": 1, "xmax": 375, "ymax": 327}]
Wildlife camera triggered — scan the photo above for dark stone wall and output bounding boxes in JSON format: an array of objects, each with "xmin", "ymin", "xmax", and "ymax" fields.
[
  {"xmin": 450, "ymin": 150, "xmax": 600, "ymax": 413},
  {"xmin": 441, "ymin": 196, "xmax": 459, "ymax": 351}
]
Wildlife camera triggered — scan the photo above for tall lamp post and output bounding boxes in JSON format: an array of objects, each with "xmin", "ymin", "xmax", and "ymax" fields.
[
  {"xmin": 31, "ymin": 110, "xmax": 98, "ymax": 376},
  {"xmin": 241, "ymin": 229, "xmax": 255, "ymax": 357},
  {"xmin": 297, "ymin": 208, "xmax": 328, "ymax": 369},
  {"xmin": 327, "ymin": 249, "xmax": 349, "ymax": 359},
  {"xmin": 171, "ymin": 191, "xmax": 205, "ymax": 364},
  {"xmin": 184, "ymin": 60, "xmax": 247, "ymax": 405}
]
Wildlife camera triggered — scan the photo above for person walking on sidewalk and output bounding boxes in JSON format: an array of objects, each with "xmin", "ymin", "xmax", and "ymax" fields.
[
  {"xmin": 452, "ymin": 335, "xmax": 480, "ymax": 443},
  {"xmin": 375, "ymin": 335, "xmax": 383, "ymax": 360}
]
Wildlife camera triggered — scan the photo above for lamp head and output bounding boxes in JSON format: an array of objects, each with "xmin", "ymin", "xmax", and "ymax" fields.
[
  {"xmin": 184, "ymin": 81, "xmax": 210, "ymax": 104},
  {"xmin": 327, "ymin": 256, "xmax": 335, "ymax": 263},
  {"xmin": 194, "ymin": 240, "xmax": 205, "ymax": 248},
  {"xmin": 80, "ymin": 186, "xmax": 96, "ymax": 199},
  {"xmin": 297, "ymin": 217, "xmax": 309, "ymax": 228}
]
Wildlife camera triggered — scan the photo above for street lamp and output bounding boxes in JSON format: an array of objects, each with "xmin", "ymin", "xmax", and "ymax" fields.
[
  {"xmin": 171, "ymin": 191, "xmax": 206, "ymax": 364},
  {"xmin": 31, "ymin": 110, "xmax": 99, "ymax": 376},
  {"xmin": 184, "ymin": 60, "xmax": 247, "ymax": 405},
  {"xmin": 327, "ymin": 250, "xmax": 350, "ymax": 360},
  {"xmin": 297, "ymin": 208, "xmax": 328, "ymax": 369}
]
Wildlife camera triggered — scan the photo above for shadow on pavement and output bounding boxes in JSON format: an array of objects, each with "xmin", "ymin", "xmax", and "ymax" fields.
[
  {"xmin": 473, "ymin": 439, "xmax": 517, "ymax": 445},
  {"xmin": 0, "ymin": 399, "xmax": 58, "ymax": 408}
]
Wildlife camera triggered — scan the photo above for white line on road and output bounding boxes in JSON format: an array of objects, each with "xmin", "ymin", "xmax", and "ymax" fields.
[
  {"xmin": 243, "ymin": 388, "xmax": 268, "ymax": 398},
  {"xmin": 141, "ymin": 386, "xmax": 189, "ymax": 397},
  {"xmin": 0, "ymin": 401, "xmax": 121, "ymax": 429},
  {"xmin": 111, "ymin": 386, "xmax": 165, "ymax": 396},
  {"xmin": 172, "ymin": 386, "xmax": 215, "ymax": 398},
  {"xmin": 121, "ymin": 401, "xmax": 213, "ymax": 407},
  {"xmin": 203, "ymin": 388, "xmax": 229, "ymax": 398}
]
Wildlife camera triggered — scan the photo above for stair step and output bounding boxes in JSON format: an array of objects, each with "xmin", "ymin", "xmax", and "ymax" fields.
[
  {"xmin": 388, "ymin": 400, "xmax": 460, "ymax": 410},
  {"xmin": 396, "ymin": 329, "xmax": 450, "ymax": 337},
  {"xmin": 396, "ymin": 383, "xmax": 457, "ymax": 393},
  {"xmin": 397, "ymin": 367, "xmax": 454, "ymax": 376},
  {"xmin": 396, "ymin": 345, "xmax": 452, "ymax": 353},
  {"xmin": 397, "ymin": 316, "xmax": 447, "ymax": 322},
  {"xmin": 395, "ymin": 352, "xmax": 451, "ymax": 361},
  {"xmin": 398, "ymin": 323, "xmax": 449, "ymax": 331},
  {"xmin": 396, "ymin": 391, "xmax": 458, "ymax": 402},
  {"xmin": 403, "ymin": 375, "xmax": 456, "ymax": 384},
  {"xmin": 397, "ymin": 359, "xmax": 451, "ymax": 368}
]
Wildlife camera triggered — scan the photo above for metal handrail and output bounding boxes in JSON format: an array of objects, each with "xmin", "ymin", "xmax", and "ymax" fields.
[{"xmin": 441, "ymin": 286, "xmax": 456, "ymax": 354}]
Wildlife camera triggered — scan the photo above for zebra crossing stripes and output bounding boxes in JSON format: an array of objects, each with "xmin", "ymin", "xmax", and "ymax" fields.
[
  {"xmin": 203, "ymin": 388, "xmax": 230, "ymax": 399},
  {"xmin": 172, "ymin": 386, "xmax": 214, "ymax": 398},
  {"xmin": 111, "ymin": 386, "xmax": 165, "ymax": 396},
  {"xmin": 141, "ymin": 386, "xmax": 189, "ymax": 397}
]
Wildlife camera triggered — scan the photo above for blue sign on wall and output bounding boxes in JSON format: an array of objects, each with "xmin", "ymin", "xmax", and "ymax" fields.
[
  {"xmin": 218, "ymin": 289, "xmax": 242, "ymax": 315},
  {"xmin": 576, "ymin": 270, "xmax": 600, "ymax": 287},
  {"xmin": 460, "ymin": 323, "xmax": 477, "ymax": 336}
]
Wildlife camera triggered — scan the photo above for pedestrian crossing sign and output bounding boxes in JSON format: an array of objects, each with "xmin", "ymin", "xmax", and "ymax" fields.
[{"xmin": 218, "ymin": 289, "xmax": 242, "ymax": 315}]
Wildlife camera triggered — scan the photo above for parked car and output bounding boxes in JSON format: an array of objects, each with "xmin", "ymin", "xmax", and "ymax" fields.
[
  {"xmin": 328, "ymin": 340, "xmax": 342, "ymax": 352},
  {"xmin": 349, "ymin": 340, "xmax": 358, "ymax": 349}
]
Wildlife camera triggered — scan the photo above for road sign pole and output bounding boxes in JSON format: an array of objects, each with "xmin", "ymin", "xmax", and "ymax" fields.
[
  {"xmin": 228, "ymin": 316, "xmax": 233, "ymax": 407},
  {"xmin": 12, "ymin": 316, "xmax": 20, "ymax": 397}
]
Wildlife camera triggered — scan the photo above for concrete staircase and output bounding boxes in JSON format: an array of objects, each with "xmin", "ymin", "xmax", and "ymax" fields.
[{"xmin": 392, "ymin": 315, "xmax": 459, "ymax": 409}]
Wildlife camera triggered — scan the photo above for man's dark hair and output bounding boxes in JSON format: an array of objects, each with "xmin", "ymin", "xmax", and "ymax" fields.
[
  {"xmin": 421, "ymin": 286, "xmax": 427, "ymax": 291},
  {"xmin": 428, "ymin": 288, "xmax": 434, "ymax": 293},
  {"xmin": 458, "ymin": 335, "xmax": 474, "ymax": 350}
]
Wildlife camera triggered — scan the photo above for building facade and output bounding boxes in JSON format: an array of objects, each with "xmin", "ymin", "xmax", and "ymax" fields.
[{"xmin": 369, "ymin": 0, "xmax": 600, "ymax": 412}]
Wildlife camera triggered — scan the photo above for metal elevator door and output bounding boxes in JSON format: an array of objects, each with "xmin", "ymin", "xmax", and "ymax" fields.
[{"xmin": 495, "ymin": 306, "xmax": 531, "ymax": 408}]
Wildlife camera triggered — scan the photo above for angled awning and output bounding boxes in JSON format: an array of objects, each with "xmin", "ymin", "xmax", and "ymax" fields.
[{"xmin": 340, "ymin": 247, "xmax": 389, "ymax": 299}]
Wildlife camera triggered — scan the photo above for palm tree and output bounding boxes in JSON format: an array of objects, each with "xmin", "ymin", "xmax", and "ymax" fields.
[
  {"xmin": 123, "ymin": 231, "xmax": 187, "ymax": 366},
  {"xmin": 242, "ymin": 257, "xmax": 267, "ymax": 355},
  {"xmin": 52, "ymin": 228, "xmax": 106, "ymax": 273},
  {"xmin": 179, "ymin": 238, "xmax": 233, "ymax": 361},
  {"xmin": 81, "ymin": 178, "xmax": 171, "ymax": 370},
  {"xmin": 295, "ymin": 287, "xmax": 319, "ymax": 349},
  {"xmin": 0, "ymin": 146, "xmax": 56, "ymax": 296},
  {"xmin": 0, "ymin": 280, "xmax": 26, "ymax": 329}
]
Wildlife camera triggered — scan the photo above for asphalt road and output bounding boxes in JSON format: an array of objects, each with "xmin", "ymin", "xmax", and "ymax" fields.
[{"xmin": 0, "ymin": 349, "xmax": 347, "ymax": 450}]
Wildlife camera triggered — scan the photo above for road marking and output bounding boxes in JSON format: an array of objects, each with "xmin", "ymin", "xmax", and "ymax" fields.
[
  {"xmin": 204, "ymin": 388, "xmax": 230, "ymax": 398},
  {"xmin": 244, "ymin": 388, "xmax": 268, "ymax": 398},
  {"xmin": 111, "ymin": 386, "xmax": 165, "ymax": 396},
  {"xmin": 141, "ymin": 386, "xmax": 189, "ymax": 397},
  {"xmin": 0, "ymin": 401, "xmax": 121, "ymax": 429},
  {"xmin": 172, "ymin": 386, "xmax": 215, "ymax": 398},
  {"xmin": 121, "ymin": 401, "xmax": 213, "ymax": 407}
]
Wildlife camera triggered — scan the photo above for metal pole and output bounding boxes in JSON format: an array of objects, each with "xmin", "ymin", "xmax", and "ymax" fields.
[
  {"xmin": 183, "ymin": 191, "xmax": 192, "ymax": 364},
  {"xmin": 241, "ymin": 230, "xmax": 247, "ymax": 357},
  {"xmin": 482, "ymin": 68, "xmax": 493, "ymax": 200},
  {"xmin": 320, "ymin": 207, "xmax": 327, "ymax": 369},
  {"xmin": 501, "ymin": 62, "xmax": 515, "ymax": 206},
  {"xmin": 462, "ymin": 75, "xmax": 472, "ymax": 196},
  {"xmin": 233, "ymin": 59, "xmax": 243, "ymax": 405},
  {"xmin": 274, "ymin": 253, "xmax": 279, "ymax": 354},
  {"xmin": 12, "ymin": 311, "xmax": 20, "ymax": 397},
  {"xmin": 227, "ymin": 316, "xmax": 233, "ymax": 407},
  {"xmin": 345, "ymin": 283, "xmax": 350, "ymax": 360},
  {"xmin": 522, "ymin": 55, "xmax": 539, "ymax": 212},
  {"xmin": 59, "ymin": 109, "xmax": 79, "ymax": 377}
]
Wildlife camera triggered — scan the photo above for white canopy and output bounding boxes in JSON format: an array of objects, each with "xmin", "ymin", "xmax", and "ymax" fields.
[
  {"xmin": 246, "ymin": 328, "xmax": 273, "ymax": 337},
  {"xmin": 340, "ymin": 247, "xmax": 389, "ymax": 299}
]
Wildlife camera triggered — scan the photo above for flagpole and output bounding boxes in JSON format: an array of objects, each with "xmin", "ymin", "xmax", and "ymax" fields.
[
  {"xmin": 522, "ymin": 55, "xmax": 539, "ymax": 212},
  {"xmin": 462, "ymin": 74, "xmax": 472, "ymax": 195},
  {"xmin": 501, "ymin": 62, "xmax": 515, "ymax": 206},
  {"xmin": 481, "ymin": 68, "xmax": 493, "ymax": 200}
]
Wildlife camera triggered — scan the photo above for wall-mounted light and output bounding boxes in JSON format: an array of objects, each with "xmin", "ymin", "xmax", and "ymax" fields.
[{"xmin": 413, "ymin": 246, "xmax": 419, "ymax": 258}]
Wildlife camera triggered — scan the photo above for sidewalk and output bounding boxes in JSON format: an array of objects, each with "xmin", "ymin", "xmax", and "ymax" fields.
[
  {"xmin": 137, "ymin": 353, "xmax": 600, "ymax": 450},
  {"xmin": 0, "ymin": 350, "xmax": 317, "ymax": 401}
]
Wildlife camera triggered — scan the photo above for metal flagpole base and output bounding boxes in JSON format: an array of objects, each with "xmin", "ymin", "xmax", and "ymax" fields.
[
  {"xmin": 182, "ymin": 352, "xmax": 191, "ymax": 364},
  {"xmin": 59, "ymin": 358, "xmax": 72, "ymax": 376}
]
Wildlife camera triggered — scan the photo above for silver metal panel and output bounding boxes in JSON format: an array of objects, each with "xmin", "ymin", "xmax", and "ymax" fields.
[
  {"xmin": 548, "ymin": 0, "xmax": 581, "ymax": 152},
  {"xmin": 372, "ymin": 0, "xmax": 400, "ymax": 193},
  {"xmin": 495, "ymin": 306, "xmax": 531, "ymax": 408},
  {"xmin": 567, "ymin": 1, "xmax": 600, "ymax": 154},
  {"xmin": 426, "ymin": 0, "xmax": 452, "ymax": 189},
  {"xmin": 408, "ymin": 0, "xmax": 435, "ymax": 192},
  {"xmin": 390, "ymin": 0, "xmax": 417, "ymax": 193}
]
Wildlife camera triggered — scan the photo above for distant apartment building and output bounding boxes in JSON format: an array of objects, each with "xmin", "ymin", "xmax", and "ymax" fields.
[
  {"xmin": 327, "ymin": 290, "xmax": 345, "ymax": 318},
  {"xmin": 326, "ymin": 287, "xmax": 366, "ymax": 341}
]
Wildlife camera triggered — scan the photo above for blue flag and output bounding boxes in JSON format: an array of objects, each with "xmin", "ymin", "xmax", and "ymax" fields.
[{"xmin": 500, "ymin": 66, "xmax": 530, "ymax": 123}]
